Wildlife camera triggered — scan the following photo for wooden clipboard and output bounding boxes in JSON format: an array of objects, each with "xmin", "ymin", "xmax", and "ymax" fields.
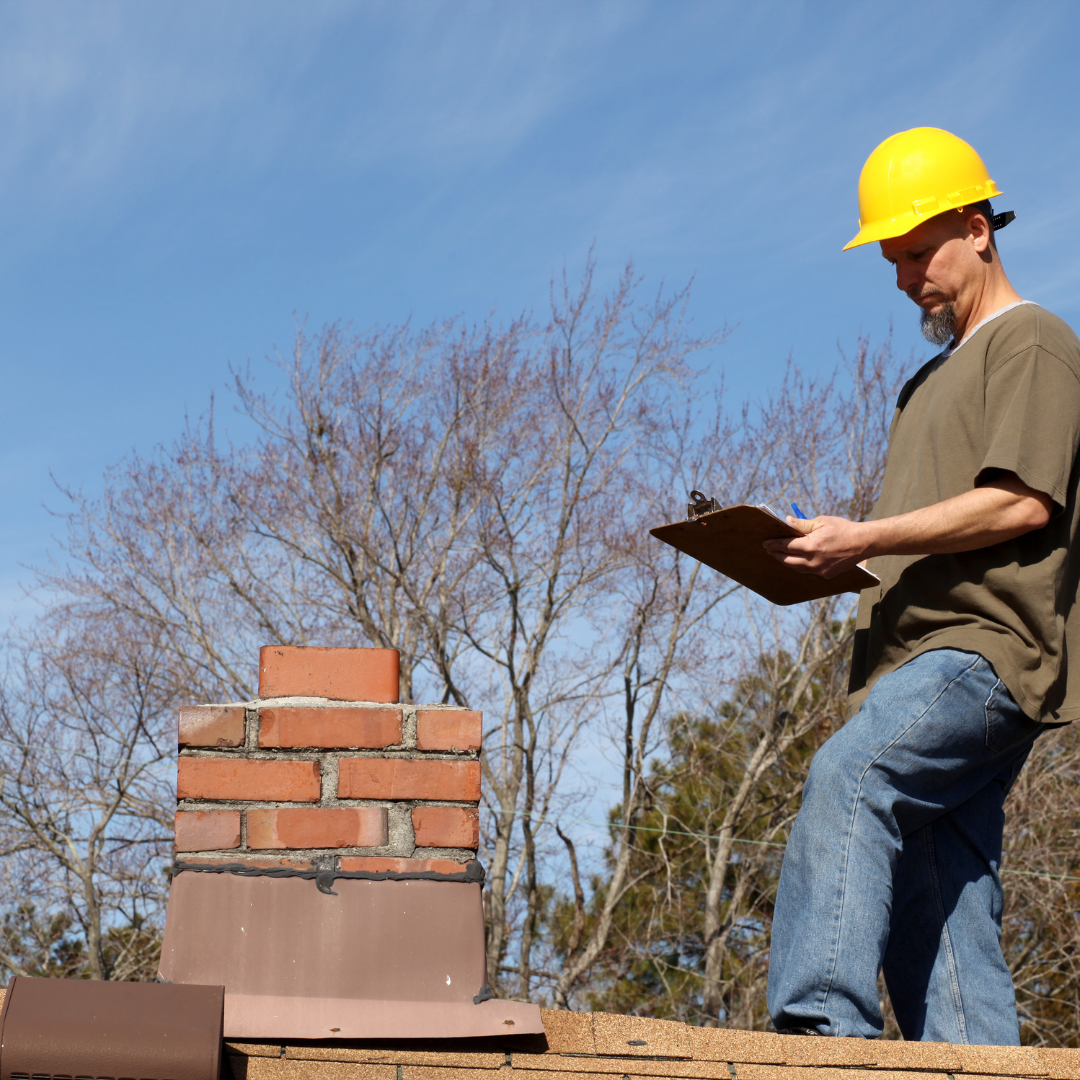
[{"xmin": 649, "ymin": 504, "xmax": 879, "ymax": 606}]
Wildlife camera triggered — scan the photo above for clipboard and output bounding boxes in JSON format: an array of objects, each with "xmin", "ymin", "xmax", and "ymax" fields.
[{"xmin": 649, "ymin": 503, "xmax": 880, "ymax": 606}]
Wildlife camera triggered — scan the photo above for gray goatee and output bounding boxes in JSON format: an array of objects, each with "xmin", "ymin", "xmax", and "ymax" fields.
[{"xmin": 920, "ymin": 302, "xmax": 957, "ymax": 346}]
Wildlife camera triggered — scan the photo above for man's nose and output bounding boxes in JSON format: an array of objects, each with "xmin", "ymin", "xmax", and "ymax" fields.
[{"xmin": 895, "ymin": 263, "xmax": 920, "ymax": 294}]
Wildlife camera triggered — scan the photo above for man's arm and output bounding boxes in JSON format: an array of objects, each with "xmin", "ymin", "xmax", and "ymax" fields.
[{"xmin": 763, "ymin": 472, "xmax": 1053, "ymax": 579}]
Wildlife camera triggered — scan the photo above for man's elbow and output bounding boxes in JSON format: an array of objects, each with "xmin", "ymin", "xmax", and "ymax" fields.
[
  {"xmin": 986, "ymin": 472, "xmax": 1054, "ymax": 532},
  {"xmin": 1015, "ymin": 493, "xmax": 1053, "ymax": 532}
]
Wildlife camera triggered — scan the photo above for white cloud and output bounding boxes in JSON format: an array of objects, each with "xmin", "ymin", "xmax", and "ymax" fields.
[
  {"xmin": 0, "ymin": 0, "xmax": 649, "ymax": 213},
  {"xmin": 0, "ymin": 2, "xmax": 345, "ymax": 201}
]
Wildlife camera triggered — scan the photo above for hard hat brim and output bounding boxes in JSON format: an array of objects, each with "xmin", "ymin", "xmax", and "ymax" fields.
[{"xmin": 843, "ymin": 184, "xmax": 1004, "ymax": 251}]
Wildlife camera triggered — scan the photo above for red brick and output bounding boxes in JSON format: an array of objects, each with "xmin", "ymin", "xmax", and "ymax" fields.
[
  {"xmin": 415, "ymin": 709, "xmax": 482, "ymax": 752},
  {"xmin": 177, "ymin": 758, "xmax": 321, "ymax": 802},
  {"xmin": 247, "ymin": 807, "xmax": 387, "ymax": 849},
  {"xmin": 338, "ymin": 758, "xmax": 480, "ymax": 801},
  {"xmin": 174, "ymin": 810, "xmax": 240, "ymax": 852},
  {"xmin": 337, "ymin": 856, "xmax": 472, "ymax": 875},
  {"xmin": 259, "ymin": 707, "xmax": 401, "ymax": 749},
  {"xmin": 178, "ymin": 705, "xmax": 245, "ymax": 747},
  {"xmin": 412, "ymin": 806, "xmax": 479, "ymax": 849},
  {"xmin": 258, "ymin": 646, "xmax": 399, "ymax": 702}
]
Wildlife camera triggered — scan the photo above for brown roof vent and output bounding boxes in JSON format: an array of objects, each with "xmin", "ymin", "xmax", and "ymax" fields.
[{"xmin": 0, "ymin": 976, "xmax": 224, "ymax": 1080}]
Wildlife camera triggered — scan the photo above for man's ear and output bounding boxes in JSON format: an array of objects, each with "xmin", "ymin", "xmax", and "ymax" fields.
[{"xmin": 967, "ymin": 209, "xmax": 993, "ymax": 255}]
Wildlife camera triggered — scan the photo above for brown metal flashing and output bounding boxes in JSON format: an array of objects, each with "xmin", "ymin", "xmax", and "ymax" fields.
[
  {"xmin": 160, "ymin": 872, "xmax": 543, "ymax": 1040},
  {"xmin": 173, "ymin": 858, "xmax": 486, "ymax": 894},
  {"xmin": 0, "ymin": 975, "xmax": 223, "ymax": 1080}
]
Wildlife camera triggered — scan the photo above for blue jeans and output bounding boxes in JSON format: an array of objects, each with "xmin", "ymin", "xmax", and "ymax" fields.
[{"xmin": 767, "ymin": 649, "xmax": 1043, "ymax": 1043}]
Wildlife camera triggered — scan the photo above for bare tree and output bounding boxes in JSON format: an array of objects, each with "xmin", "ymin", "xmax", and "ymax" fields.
[
  {"xmin": 0, "ymin": 614, "xmax": 173, "ymax": 982},
  {"xmin": 548, "ymin": 337, "xmax": 908, "ymax": 1020},
  {"xmin": 548, "ymin": 473, "xmax": 731, "ymax": 1006},
  {"xmin": 11, "ymin": 265, "xmax": 1079, "ymax": 1044},
  {"xmin": 696, "ymin": 336, "xmax": 903, "ymax": 1020},
  {"xmin": 27, "ymin": 262, "xmax": 721, "ymax": 996},
  {"xmin": 1002, "ymin": 722, "xmax": 1080, "ymax": 1047},
  {"xmin": 547, "ymin": 336, "xmax": 1080, "ymax": 1044}
]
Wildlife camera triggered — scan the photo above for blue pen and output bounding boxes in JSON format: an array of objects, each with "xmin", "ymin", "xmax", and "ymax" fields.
[{"xmin": 791, "ymin": 502, "xmax": 808, "ymax": 520}]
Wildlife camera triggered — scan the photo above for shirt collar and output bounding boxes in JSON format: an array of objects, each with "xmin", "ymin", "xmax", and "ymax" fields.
[{"xmin": 939, "ymin": 300, "xmax": 1036, "ymax": 359}]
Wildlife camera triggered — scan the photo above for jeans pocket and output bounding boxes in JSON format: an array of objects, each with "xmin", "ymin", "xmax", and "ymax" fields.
[{"xmin": 984, "ymin": 678, "xmax": 1042, "ymax": 754}]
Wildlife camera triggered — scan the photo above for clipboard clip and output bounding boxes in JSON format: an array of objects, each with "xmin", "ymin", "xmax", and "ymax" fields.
[{"xmin": 687, "ymin": 490, "xmax": 720, "ymax": 520}]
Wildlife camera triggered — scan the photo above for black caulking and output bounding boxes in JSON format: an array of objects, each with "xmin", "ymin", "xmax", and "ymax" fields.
[{"xmin": 173, "ymin": 857, "xmax": 486, "ymax": 894}]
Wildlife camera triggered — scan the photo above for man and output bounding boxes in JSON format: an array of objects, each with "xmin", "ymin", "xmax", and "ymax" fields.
[{"xmin": 762, "ymin": 127, "xmax": 1080, "ymax": 1044}]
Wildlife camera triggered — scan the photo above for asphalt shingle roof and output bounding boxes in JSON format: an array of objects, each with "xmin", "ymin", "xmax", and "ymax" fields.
[{"xmin": 225, "ymin": 1009, "xmax": 1080, "ymax": 1080}]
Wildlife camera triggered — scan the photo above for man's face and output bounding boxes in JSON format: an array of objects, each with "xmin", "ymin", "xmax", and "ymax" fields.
[{"xmin": 879, "ymin": 211, "xmax": 991, "ymax": 343}]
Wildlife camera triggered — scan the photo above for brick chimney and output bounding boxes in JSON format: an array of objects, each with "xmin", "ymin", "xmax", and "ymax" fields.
[
  {"xmin": 174, "ymin": 646, "xmax": 481, "ymax": 874},
  {"xmin": 159, "ymin": 646, "xmax": 542, "ymax": 1041}
]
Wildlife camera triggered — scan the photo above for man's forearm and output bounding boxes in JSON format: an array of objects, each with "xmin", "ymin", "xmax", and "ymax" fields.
[
  {"xmin": 862, "ymin": 479, "xmax": 1052, "ymax": 557},
  {"xmin": 764, "ymin": 473, "xmax": 1053, "ymax": 579}
]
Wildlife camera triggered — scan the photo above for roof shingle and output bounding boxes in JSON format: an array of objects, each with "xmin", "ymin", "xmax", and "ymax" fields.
[{"xmin": 219, "ymin": 1007, "xmax": 1079, "ymax": 1080}]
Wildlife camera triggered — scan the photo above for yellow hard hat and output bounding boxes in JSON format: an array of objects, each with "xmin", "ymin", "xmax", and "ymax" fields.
[{"xmin": 843, "ymin": 127, "xmax": 1003, "ymax": 251}]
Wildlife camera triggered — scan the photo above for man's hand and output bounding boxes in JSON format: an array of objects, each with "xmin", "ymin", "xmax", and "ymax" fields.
[
  {"xmin": 763, "ymin": 473, "xmax": 1052, "ymax": 578},
  {"xmin": 763, "ymin": 516, "xmax": 870, "ymax": 579}
]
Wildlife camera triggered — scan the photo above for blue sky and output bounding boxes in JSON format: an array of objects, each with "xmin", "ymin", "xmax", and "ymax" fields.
[{"xmin": 3, "ymin": 0, "xmax": 1080, "ymax": 616}]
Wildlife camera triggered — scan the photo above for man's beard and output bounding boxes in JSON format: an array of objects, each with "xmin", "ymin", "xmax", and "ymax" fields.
[{"xmin": 920, "ymin": 301, "xmax": 957, "ymax": 346}]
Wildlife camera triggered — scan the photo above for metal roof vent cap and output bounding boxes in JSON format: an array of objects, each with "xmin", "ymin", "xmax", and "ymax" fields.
[{"xmin": 0, "ymin": 977, "xmax": 224, "ymax": 1080}]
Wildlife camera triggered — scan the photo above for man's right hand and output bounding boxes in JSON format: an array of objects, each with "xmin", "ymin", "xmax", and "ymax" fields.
[
  {"xmin": 763, "ymin": 472, "xmax": 1053, "ymax": 577},
  {"xmin": 763, "ymin": 516, "xmax": 871, "ymax": 579}
]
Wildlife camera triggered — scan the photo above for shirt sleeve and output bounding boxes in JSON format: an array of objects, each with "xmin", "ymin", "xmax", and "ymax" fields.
[{"xmin": 979, "ymin": 346, "xmax": 1080, "ymax": 511}]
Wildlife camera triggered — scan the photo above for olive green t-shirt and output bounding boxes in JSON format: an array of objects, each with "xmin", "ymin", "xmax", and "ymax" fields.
[{"xmin": 848, "ymin": 302, "xmax": 1080, "ymax": 722}]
